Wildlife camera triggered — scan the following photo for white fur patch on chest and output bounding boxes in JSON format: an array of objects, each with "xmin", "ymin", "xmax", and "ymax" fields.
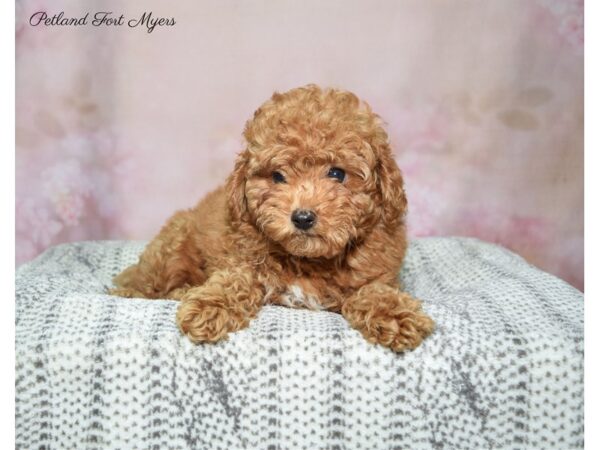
[{"xmin": 278, "ymin": 284, "xmax": 324, "ymax": 311}]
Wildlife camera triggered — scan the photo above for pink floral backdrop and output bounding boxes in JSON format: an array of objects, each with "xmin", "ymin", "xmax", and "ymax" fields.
[{"xmin": 16, "ymin": 0, "xmax": 584, "ymax": 289}]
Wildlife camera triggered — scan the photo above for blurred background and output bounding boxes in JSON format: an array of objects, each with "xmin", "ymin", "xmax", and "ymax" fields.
[{"xmin": 16, "ymin": 0, "xmax": 584, "ymax": 289}]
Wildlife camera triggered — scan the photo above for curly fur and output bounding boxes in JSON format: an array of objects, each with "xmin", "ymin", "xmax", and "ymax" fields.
[{"xmin": 110, "ymin": 85, "xmax": 434, "ymax": 352}]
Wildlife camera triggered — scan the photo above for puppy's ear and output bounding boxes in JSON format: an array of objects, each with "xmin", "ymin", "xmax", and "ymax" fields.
[
  {"xmin": 376, "ymin": 142, "xmax": 408, "ymax": 229},
  {"xmin": 226, "ymin": 151, "xmax": 250, "ymax": 222}
]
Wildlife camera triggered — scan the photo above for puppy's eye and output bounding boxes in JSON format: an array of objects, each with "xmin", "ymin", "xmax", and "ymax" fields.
[
  {"xmin": 272, "ymin": 171, "xmax": 286, "ymax": 184},
  {"xmin": 327, "ymin": 167, "xmax": 346, "ymax": 182}
]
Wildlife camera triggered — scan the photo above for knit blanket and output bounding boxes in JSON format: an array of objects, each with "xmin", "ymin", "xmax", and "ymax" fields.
[{"xmin": 15, "ymin": 238, "xmax": 584, "ymax": 449}]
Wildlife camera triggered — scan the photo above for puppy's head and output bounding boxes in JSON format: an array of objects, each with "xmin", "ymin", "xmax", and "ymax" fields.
[{"xmin": 227, "ymin": 85, "xmax": 407, "ymax": 259}]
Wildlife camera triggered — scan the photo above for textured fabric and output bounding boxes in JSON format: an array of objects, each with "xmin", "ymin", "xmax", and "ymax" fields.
[{"xmin": 15, "ymin": 238, "xmax": 583, "ymax": 449}]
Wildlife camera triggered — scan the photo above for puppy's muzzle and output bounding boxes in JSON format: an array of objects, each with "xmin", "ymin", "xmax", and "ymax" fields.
[{"xmin": 291, "ymin": 209, "xmax": 316, "ymax": 230}]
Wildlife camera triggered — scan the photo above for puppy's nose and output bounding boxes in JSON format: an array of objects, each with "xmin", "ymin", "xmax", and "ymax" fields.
[{"xmin": 291, "ymin": 209, "xmax": 316, "ymax": 230}]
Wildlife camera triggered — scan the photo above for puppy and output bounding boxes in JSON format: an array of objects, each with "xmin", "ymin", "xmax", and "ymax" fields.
[{"xmin": 110, "ymin": 85, "xmax": 434, "ymax": 352}]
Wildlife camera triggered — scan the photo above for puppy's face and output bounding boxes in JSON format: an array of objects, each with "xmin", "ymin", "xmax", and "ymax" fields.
[
  {"xmin": 244, "ymin": 147, "xmax": 378, "ymax": 259},
  {"xmin": 228, "ymin": 86, "xmax": 407, "ymax": 259}
]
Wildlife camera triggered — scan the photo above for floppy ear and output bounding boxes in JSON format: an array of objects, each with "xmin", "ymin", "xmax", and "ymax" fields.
[
  {"xmin": 226, "ymin": 151, "xmax": 250, "ymax": 223},
  {"xmin": 375, "ymin": 142, "xmax": 408, "ymax": 229}
]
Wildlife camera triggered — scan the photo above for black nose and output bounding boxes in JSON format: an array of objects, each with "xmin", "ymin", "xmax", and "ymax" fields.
[{"xmin": 291, "ymin": 209, "xmax": 316, "ymax": 230}]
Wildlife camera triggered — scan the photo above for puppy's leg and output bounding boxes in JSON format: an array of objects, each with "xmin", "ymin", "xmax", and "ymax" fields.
[
  {"xmin": 176, "ymin": 267, "xmax": 264, "ymax": 343},
  {"xmin": 342, "ymin": 283, "xmax": 434, "ymax": 352},
  {"xmin": 109, "ymin": 209, "xmax": 206, "ymax": 299}
]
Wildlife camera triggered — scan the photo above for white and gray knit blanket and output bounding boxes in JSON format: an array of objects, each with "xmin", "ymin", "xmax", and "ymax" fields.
[{"xmin": 16, "ymin": 238, "xmax": 583, "ymax": 450}]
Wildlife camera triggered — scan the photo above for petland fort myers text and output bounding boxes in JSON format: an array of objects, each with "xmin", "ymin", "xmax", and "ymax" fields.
[{"xmin": 29, "ymin": 11, "xmax": 176, "ymax": 33}]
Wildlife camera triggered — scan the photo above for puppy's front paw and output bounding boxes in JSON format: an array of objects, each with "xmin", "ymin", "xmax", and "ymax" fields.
[
  {"xmin": 175, "ymin": 270, "xmax": 265, "ymax": 343},
  {"xmin": 343, "ymin": 286, "xmax": 434, "ymax": 352},
  {"xmin": 176, "ymin": 298, "xmax": 242, "ymax": 343},
  {"xmin": 365, "ymin": 307, "xmax": 434, "ymax": 352}
]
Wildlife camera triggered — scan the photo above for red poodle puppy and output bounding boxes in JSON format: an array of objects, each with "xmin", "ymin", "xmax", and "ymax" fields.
[{"xmin": 110, "ymin": 85, "xmax": 434, "ymax": 352}]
